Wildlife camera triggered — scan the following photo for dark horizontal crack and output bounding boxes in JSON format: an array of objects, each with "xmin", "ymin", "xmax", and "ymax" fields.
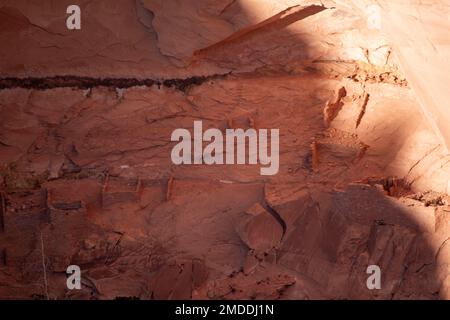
[
  {"xmin": 52, "ymin": 201, "xmax": 82, "ymax": 211},
  {"xmin": 0, "ymin": 73, "xmax": 230, "ymax": 91}
]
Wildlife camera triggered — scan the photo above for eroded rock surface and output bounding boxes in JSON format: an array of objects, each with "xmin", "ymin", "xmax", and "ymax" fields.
[{"xmin": 1, "ymin": 0, "xmax": 450, "ymax": 300}]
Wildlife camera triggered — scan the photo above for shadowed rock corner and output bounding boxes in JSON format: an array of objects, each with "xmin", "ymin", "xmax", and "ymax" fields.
[{"xmin": 0, "ymin": 0, "xmax": 449, "ymax": 300}]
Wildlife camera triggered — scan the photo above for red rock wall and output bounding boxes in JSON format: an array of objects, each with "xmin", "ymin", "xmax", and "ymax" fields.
[{"xmin": 0, "ymin": 0, "xmax": 450, "ymax": 300}]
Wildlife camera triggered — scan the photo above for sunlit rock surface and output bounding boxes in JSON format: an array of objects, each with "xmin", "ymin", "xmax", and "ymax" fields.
[{"xmin": 0, "ymin": 0, "xmax": 450, "ymax": 300}]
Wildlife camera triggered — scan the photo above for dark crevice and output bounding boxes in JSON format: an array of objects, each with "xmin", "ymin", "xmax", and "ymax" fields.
[
  {"xmin": 263, "ymin": 199, "xmax": 287, "ymax": 240},
  {"xmin": 0, "ymin": 73, "xmax": 231, "ymax": 91},
  {"xmin": 0, "ymin": 192, "xmax": 5, "ymax": 232}
]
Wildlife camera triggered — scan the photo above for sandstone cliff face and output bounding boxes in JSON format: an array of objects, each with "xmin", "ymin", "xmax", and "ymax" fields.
[{"xmin": 1, "ymin": 0, "xmax": 450, "ymax": 300}]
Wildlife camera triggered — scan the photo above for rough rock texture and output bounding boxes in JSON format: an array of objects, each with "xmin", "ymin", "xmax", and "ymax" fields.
[
  {"xmin": 1, "ymin": 0, "xmax": 450, "ymax": 300},
  {"xmin": 335, "ymin": 0, "xmax": 450, "ymax": 152}
]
